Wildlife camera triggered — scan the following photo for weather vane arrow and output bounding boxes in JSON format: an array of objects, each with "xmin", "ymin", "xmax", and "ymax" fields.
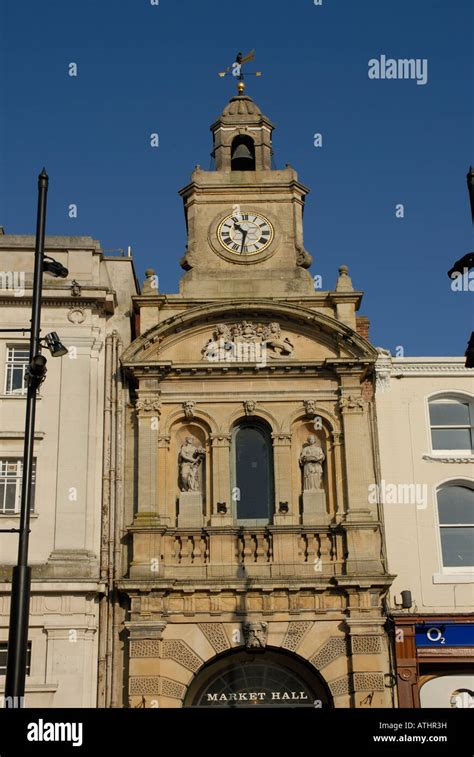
[{"xmin": 218, "ymin": 50, "xmax": 262, "ymax": 94}]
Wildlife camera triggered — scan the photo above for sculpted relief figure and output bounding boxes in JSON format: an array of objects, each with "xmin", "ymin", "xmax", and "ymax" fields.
[
  {"xmin": 263, "ymin": 322, "xmax": 294, "ymax": 356},
  {"xmin": 201, "ymin": 323, "xmax": 232, "ymax": 360},
  {"xmin": 243, "ymin": 621, "xmax": 268, "ymax": 650},
  {"xmin": 202, "ymin": 321, "xmax": 295, "ymax": 361},
  {"xmin": 299, "ymin": 435, "xmax": 325, "ymax": 491},
  {"xmin": 178, "ymin": 437, "xmax": 206, "ymax": 492}
]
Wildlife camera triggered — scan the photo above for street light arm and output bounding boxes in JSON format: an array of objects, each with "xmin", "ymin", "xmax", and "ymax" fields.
[{"xmin": 447, "ymin": 252, "xmax": 474, "ymax": 278}]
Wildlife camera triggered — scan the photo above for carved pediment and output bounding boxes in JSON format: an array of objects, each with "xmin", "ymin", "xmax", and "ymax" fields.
[
  {"xmin": 121, "ymin": 301, "xmax": 378, "ymax": 368},
  {"xmin": 201, "ymin": 321, "xmax": 294, "ymax": 362}
]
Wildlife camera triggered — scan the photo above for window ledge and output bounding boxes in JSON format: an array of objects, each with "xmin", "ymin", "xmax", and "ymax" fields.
[
  {"xmin": 432, "ymin": 572, "xmax": 474, "ymax": 584},
  {"xmin": 0, "ymin": 394, "xmax": 42, "ymax": 400},
  {"xmin": 0, "ymin": 431, "xmax": 45, "ymax": 439},
  {"xmin": 423, "ymin": 454, "xmax": 474, "ymax": 463},
  {"xmin": 0, "ymin": 513, "xmax": 38, "ymax": 519}
]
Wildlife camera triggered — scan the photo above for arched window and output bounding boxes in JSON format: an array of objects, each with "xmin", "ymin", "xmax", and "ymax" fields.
[
  {"xmin": 437, "ymin": 484, "xmax": 474, "ymax": 568},
  {"xmin": 232, "ymin": 421, "xmax": 274, "ymax": 524},
  {"xmin": 184, "ymin": 649, "xmax": 332, "ymax": 708},
  {"xmin": 231, "ymin": 136, "xmax": 256, "ymax": 171},
  {"xmin": 428, "ymin": 396, "xmax": 473, "ymax": 453}
]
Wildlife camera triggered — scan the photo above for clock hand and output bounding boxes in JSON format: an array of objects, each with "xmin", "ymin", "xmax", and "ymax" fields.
[{"xmin": 240, "ymin": 230, "xmax": 248, "ymax": 253}]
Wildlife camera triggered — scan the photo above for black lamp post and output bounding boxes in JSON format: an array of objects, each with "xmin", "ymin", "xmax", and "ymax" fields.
[
  {"xmin": 447, "ymin": 167, "xmax": 474, "ymax": 369},
  {"xmin": 4, "ymin": 169, "xmax": 68, "ymax": 704}
]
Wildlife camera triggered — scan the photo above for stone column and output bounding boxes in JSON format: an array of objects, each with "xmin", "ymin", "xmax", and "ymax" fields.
[
  {"xmin": 48, "ymin": 335, "xmax": 102, "ymax": 575},
  {"xmin": 210, "ymin": 433, "xmax": 232, "ymax": 526},
  {"xmin": 156, "ymin": 433, "xmax": 171, "ymax": 525},
  {"xmin": 134, "ymin": 396, "xmax": 161, "ymax": 526},
  {"xmin": 345, "ymin": 616, "xmax": 393, "ymax": 708},
  {"xmin": 129, "ymin": 396, "xmax": 163, "ymax": 577},
  {"xmin": 126, "ymin": 620, "xmax": 167, "ymax": 708},
  {"xmin": 44, "ymin": 625, "xmax": 97, "ymax": 707},
  {"xmin": 272, "ymin": 433, "xmax": 297, "ymax": 525},
  {"xmin": 337, "ymin": 374, "xmax": 385, "ymax": 574},
  {"xmin": 331, "ymin": 431, "xmax": 345, "ymax": 520},
  {"xmin": 338, "ymin": 386, "xmax": 373, "ymax": 521}
]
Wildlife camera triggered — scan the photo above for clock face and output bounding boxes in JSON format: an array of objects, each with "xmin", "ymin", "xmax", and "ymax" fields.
[{"xmin": 217, "ymin": 212, "xmax": 274, "ymax": 255}]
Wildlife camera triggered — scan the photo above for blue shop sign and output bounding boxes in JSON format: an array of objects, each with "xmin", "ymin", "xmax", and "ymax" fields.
[{"xmin": 416, "ymin": 623, "xmax": 474, "ymax": 647}]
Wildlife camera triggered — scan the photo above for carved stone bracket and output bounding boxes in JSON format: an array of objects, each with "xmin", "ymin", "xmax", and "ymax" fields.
[
  {"xmin": 375, "ymin": 348, "xmax": 392, "ymax": 393},
  {"xmin": 296, "ymin": 242, "xmax": 313, "ymax": 269}
]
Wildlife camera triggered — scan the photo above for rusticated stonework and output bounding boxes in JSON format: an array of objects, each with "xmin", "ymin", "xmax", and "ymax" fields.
[
  {"xmin": 352, "ymin": 636, "xmax": 383, "ymax": 655},
  {"xmin": 309, "ymin": 636, "xmax": 348, "ymax": 669},
  {"xmin": 282, "ymin": 621, "xmax": 312, "ymax": 652},
  {"xmin": 130, "ymin": 640, "xmax": 161, "ymax": 658},
  {"xmin": 161, "ymin": 678, "xmax": 187, "ymax": 699},
  {"xmin": 353, "ymin": 673, "xmax": 385, "ymax": 692},
  {"xmin": 198, "ymin": 623, "xmax": 230, "ymax": 654},
  {"xmin": 129, "ymin": 676, "xmax": 160, "ymax": 695},
  {"xmin": 329, "ymin": 672, "xmax": 385, "ymax": 696},
  {"xmin": 162, "ymin": 639, "xmax": 203, "ymax": 672},
  {"xmin": 328, "ymin": 676, "xmax": 351, "ymax": 697},
  {"xmin": 130, "ymin": 676, "xmax": 186, "ymax": 699}
]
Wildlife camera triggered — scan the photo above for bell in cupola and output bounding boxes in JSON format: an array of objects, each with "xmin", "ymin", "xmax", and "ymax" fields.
[{"xmin": 231, "ymin": 136, "xmax": 256, "ymax": 171}]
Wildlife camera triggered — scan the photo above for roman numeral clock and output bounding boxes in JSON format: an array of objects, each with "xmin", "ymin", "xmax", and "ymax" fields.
[{"xmin": 217, "ymin": 212, "xmax": 274, "ymax": 256}]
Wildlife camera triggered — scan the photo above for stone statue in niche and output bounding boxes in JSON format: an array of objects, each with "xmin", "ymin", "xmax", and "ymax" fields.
[
  {"xmin": 299, "ymin": 435, "xmax": 325, "ymax": 490},
  {"xmin": 243, "ymin": 621, "xmax": 268, "ymax": 650},
  {"xmin": 299, "ymin": 435, "xmax": 328, "ymax": 525},
  {"xmin": 178, "ymin": 437, "xmax": 206, "ymax": 493}
]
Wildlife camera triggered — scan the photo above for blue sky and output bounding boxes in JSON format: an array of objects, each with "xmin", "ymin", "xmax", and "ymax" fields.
[{"xmin": 0, "ymin": 0, "xmax": 472, "ymax": 355}]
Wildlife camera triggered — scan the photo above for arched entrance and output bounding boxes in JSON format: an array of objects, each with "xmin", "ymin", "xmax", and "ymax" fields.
[{"xmin": 184, "ymin": 649, "xmax": 332, "ymax": 708}]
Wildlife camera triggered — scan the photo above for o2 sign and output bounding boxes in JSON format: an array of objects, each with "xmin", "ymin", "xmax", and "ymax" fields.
[
  {"xmin": 416, "ymin": 623, "xmax": 474, "ymax": 648},
  {"xmin": 426, "ymin": 627, "xmax": 446, "ymax": 644}
]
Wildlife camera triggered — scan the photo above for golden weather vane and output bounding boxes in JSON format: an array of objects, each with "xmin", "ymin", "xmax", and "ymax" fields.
[{"xmin": 218, "ymin": 50, "xmax": 262, "ymax": 94}]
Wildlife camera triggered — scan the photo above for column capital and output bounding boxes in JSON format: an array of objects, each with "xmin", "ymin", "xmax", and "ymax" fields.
[
  {"xmin": 157, "ymin": 434, "xmax": 171, "ymax": 449},
  {"xmin": 271, "ymin": 432, "xmax": 292, "ymax": 446},
  {"xmin": 135, "ymin": 396, "xmax": 162, "ymax": 416},
  {"xmin": 338, "ymin": 394, "xmax": 365, "ymax": 414},
  {"xmin": 125, "ymin": 621, "xmax": 167, "ymax": 640},
  {"xmin": 210, "ymin": 433, "xmax": 231, "ymax": 447}
]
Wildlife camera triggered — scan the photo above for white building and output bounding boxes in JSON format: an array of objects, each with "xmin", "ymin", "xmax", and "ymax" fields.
[
  {"xmin": 375, "ymin": 355, "xmax": 474, "ymax": 708},
  {"xmin": 0, "ymin": 234, "xmax": 137, "ymax": 707}
]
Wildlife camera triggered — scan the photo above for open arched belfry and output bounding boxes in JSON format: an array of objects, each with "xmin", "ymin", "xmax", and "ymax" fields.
[{"xmin": 104, "ymin": 86, "xmax": 395, "ymax": 709}]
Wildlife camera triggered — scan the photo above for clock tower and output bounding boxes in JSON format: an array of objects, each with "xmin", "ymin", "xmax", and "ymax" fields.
[
  {"xmin": 116, "ymin": 82, "xmax": 394, "ymax": 711},
  {"xmin": 179, "ymin": 86, "xmax": 314, "ymax": 297}
]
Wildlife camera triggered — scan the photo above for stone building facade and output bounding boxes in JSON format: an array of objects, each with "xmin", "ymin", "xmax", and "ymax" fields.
[
  {"xmin": 0, "ymin": 235, "xmax": 137, "ymax": 707},
  {"xmin": 110, "ymin": 90, "xmax": 396, "ymax": 709}
]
